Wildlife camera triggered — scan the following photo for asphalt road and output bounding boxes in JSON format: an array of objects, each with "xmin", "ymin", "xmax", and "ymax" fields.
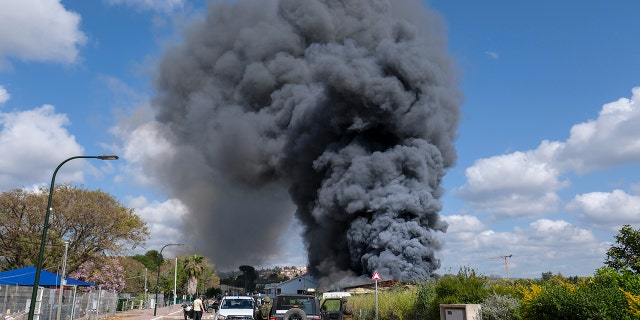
[{"xmin": 108, "ymin": 306, "xmax": 216, "ymax": 320}]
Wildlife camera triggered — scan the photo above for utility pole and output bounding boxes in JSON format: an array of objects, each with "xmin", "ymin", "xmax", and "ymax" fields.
[
  {"xmin": 174, "ymin": 257, "xmax": 178, "ymax": 306},
  {"xmin": 144, "ymin": 268, "xmax": 148, "ymax": 309},
  {"xmin": 56, "ymin": 241, "xmax": 69, "ymax": 320}
]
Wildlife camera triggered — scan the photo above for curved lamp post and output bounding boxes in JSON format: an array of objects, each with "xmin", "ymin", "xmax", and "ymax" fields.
[
  {"xmin": 154, "ymin": 243, "xmax": 184, "ymax": 316},
  {"xmin": 28, "ymin": 155, "xmax": 119, "ymax": 320}
]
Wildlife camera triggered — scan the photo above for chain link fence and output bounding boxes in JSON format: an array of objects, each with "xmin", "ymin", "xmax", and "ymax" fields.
[{"xmin": 0, "ymin": 285, "xmax": 118, "ymax": 320}]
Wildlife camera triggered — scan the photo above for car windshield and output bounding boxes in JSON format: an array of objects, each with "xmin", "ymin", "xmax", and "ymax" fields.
[
  {"xmin": 275, "ymin": 296, "xmax": 316, "ymax": 315},
  {"xmin": 221, "ymin": 299, "xmax": 254, "ymax": 309}
]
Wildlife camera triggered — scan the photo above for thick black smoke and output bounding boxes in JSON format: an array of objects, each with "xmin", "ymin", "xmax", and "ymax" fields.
[{"xmin": 151, "ymin": 0, "xmax": 460, "ymax": 283}]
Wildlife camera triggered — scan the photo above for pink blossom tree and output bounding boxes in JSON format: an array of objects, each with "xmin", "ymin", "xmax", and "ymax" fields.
[{"xmin": 70, "ymin": 255, "xmax": 125, "ymax": 291}]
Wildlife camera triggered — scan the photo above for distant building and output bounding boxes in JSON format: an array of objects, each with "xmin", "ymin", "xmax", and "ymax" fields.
[{"xmin": 264, "ymin": 274, "xmax": 318, "ymax": 297}]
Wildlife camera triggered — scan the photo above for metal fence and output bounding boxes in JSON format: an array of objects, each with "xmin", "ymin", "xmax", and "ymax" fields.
[{"xmin": 0, "ymin": 285, "xmax": 118, "ymax": 320}]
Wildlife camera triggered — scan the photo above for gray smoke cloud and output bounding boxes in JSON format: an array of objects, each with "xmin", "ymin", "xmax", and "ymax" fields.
[{"xmin": 150, "ymin": 0, "xmax": 461, "ymax": 283}]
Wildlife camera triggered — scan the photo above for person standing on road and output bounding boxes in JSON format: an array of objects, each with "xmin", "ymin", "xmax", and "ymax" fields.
[
  {"xmin": 341, "ymin": 297, "xmax": 353, "ymax": 319},
  {"xmin": 193, "ymin": 295, "xmax": 206, "ymax": 320},
  {"xmin": 259, "ymin": 296, "xmax": 272, "ymax": 320}
]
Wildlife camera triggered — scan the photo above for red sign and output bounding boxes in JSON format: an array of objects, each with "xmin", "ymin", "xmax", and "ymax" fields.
[{"xmin": 371, "ymin": 270, "xmax": 382, "ymax": 281}]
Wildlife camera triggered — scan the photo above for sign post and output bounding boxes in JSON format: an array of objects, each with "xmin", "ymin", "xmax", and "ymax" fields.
[{"xmin": 371, "ymin": 270, "xmax": 382, "ymax": 320}]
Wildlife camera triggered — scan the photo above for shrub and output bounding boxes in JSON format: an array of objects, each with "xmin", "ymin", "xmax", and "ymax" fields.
[
  {"xmin": 425, "ymin": 267, "xmax": 488, "ymax": 320},
  {"xmin": 482, "ymin": 292, "xmax": 520, "ymax": 320},
  {"xmin": 349, "ymin": 285, "xmax": 419, "ymax": 320},
  {"xmin": 519, "ymin": 276, "xmax": 631, "ymax": 320}
]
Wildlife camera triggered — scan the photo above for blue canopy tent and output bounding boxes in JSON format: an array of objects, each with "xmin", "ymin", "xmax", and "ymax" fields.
[{"xmin": 0, "ymin": 266, "xmax": 95, "ymax": 286}]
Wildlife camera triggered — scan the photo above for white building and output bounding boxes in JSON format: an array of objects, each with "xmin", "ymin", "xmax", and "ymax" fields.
[{"xmin": 264, "ymin": 274, "xmax": 318, "ymax": 297}]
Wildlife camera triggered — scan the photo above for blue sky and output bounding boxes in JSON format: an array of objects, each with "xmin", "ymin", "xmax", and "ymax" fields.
[{"xmin": 0, "ymin": 0, "xmax": 639, "ymax": 279}]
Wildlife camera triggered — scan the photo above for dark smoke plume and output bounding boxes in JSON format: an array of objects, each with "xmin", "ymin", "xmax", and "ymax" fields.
[{"xmin": 151, "ymin": 0, "xmax": 460, "ymax": 283}]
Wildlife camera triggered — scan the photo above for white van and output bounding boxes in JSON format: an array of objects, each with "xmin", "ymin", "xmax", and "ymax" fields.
[{"xmin": 321, "ymin": 292, "xmax": 351, "ymax": 300}]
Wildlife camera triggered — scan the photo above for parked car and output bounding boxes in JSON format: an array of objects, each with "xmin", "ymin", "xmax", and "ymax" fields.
[
  {"xmin": 270, "ymin": 294, "xmax": 321, "ymax": 320},
  {"xmin": 214, "ymin": 295, "xmax": 256, "ymax": 320}
]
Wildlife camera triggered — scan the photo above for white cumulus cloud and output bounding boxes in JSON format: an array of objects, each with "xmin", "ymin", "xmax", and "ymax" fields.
[
  {"xmin": 0, "ymin": 86, "xmax": 9, "ymax": 104},
  {"xmin": 456, "ymin": 87, "xmax": 640, "ymax": 221},
  {"xmin": 457, "ymin": 150, "xmax": 567, "ymax": 218},
  {"xmin": 0, "ymin": 0, "xmax": 86, "ymax": 68},
  {"xmin": 0, "ymin": 105, "xmax": 86, "ymax": 190},
  {"xmin": 567, "ymin": 189, "xmax": 640, "ymax": 229},
  {"xmin": 440, "ymin": 218, "xmax": 603, "ymax": 278},
  {"xmin": 127, "ymin": 196, "xmax": 189, "ymax": 255}
]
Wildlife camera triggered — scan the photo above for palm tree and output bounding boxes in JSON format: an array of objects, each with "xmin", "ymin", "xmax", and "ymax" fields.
[{"xmin": 184, "ymin": 254, "xmax": 206, "ymax": 297}]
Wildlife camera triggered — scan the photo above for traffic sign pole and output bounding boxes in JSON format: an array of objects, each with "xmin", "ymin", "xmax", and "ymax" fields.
[
  {"xmin": 375, "ymin": 279, "xmax": 378, "ymax": 320},
  {"xmin": 371, "ymin": 271, "xmax": 382, "ymax": 320}
]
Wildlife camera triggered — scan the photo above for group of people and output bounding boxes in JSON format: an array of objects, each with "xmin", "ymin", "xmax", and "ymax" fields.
[
  {"xmin": 182, "ymin": 295, "xmax": 207, "ymax": 320},
  {"xmin": 181, "ymin": 295, "xmax": 272, "ymax": 320}
]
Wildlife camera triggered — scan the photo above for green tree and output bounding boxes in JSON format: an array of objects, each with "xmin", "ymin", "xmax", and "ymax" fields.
[
  {"xmin": 157, "ymin": 255, "xmax": 180, "ymax": 301},
  {"xmin": 119, "ymin": 256, "xmax": 148, "ymax": 294},
  {"xmin": 605, "ymin": 224, "xmax": 640, "ymax": 273},
  {"xmin": 239, "ymin": 265, "xmax": 258, "ymax": 293},
  {"xmin": 0, "ymin": 185, "xmax": 148, "ymax": 272},
  {"xmin": 427, "ymin": 267, "xmax": 489, "ymax": 319},
  {"xmin": 132, "ymin": 250, "xmax": 163, "ymax": 271}
]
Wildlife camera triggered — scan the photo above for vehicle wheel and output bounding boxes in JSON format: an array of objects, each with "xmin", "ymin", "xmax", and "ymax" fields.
[{"xmin": 283, "ymin": 308, "xmax": 307, "ymax": 320}]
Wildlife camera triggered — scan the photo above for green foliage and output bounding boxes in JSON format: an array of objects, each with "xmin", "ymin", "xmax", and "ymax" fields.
[
  {"xmin": 321, "ymin": 270, "xmax": 640, "ymax": 320},
  {"xmin": 593, "ymin": 266, "xmax": 640, "ymax": 294},
  {"xmin": 519, "ymin": 275, "xmax": 631, "ymax": 320},
  {"xmin": 605, "ymin": 224, "xmax": 640, "ymax": 274},
  {"xmin": 131, "ymin": 250, "xmax": 163, "ymax": 271},
  {"xmin": 348, "ymin": 285, "xmax": 420, "ymax": 320},
  {"xmin": 119, "ymin": 256, "xmax": 147, "ymax": 293},
  {"xmin": 414, "ymin": 280, "xmax": 437, "ymax": 320},
  {"xmin": 380, "ymin": 285, "xmax": 417, "ymax": 320},
  {"xmin": 238, "ymin": 265, "xmax": 259, "ymax": 292},
  {"xmin": 482, "ymin": 292, "xmax": 521, "ymax": 320},
  {"xmin": 434, "ymin": 267, "xmax": 488, "ymax": 304},
  {"xmin": 486, "ymin": 279, "xmax": 522, "ymax": 300},
  {"xmin": 0, "ymin": 185, "xmax": 148, "ymax": 273},
  {"xmin": 419, "ymin": 268, "xmax": 489, "ymax": 320}
]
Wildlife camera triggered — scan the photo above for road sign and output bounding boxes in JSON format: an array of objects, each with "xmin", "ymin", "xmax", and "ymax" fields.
[{"xmin": 372, "ymin": 271, "xmax": 381, "ymax": 320}]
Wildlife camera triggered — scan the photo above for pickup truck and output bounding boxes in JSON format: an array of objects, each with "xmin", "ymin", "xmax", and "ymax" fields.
[{"xmin": 214, "ymin": 295, "xmax": 256, "ymax": 320}]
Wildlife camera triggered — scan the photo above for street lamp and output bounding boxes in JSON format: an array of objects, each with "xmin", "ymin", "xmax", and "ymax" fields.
[
  {"xmin": 154, "ymin": 243, "xmax": 184, "ymax": 316},
  {"xmin": 27, "ymin": 155, "xmax": 119, "ymax": 320}
]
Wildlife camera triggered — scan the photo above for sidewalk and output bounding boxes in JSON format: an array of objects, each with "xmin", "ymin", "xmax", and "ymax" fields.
[{"xmin": 109, "ymin": 306, "xmax": 215, "ymax": 320}]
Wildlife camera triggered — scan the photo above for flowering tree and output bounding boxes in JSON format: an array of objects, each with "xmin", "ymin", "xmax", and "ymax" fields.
[{"xmin": 70, "ymin": 255, "xmax": 125, "ymax": 291}]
